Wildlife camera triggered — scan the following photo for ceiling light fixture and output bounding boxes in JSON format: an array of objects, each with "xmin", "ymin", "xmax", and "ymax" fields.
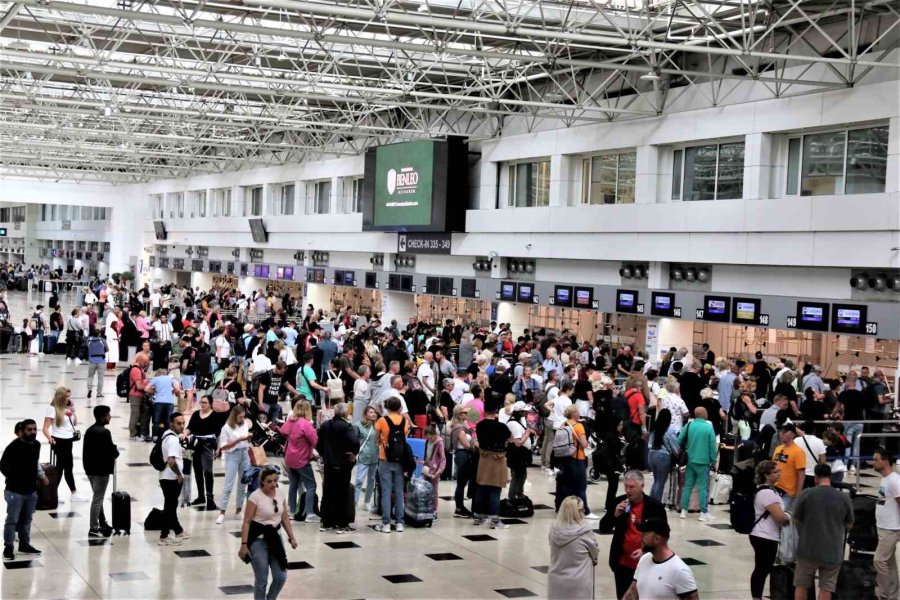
[{"xmin": 640, "ymin": 71, "xmax": 661, "ymax": 81}]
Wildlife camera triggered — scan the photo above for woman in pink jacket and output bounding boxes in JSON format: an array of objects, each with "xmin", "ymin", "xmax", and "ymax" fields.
[
  {"xmin": 277, "ymin": 399, "xmax": 320, "ymax": 522},
  {"xmin": 422, "ymin": 424, "xmax": 446, "ymax": 514},
  {"xmin": 135, "ymin": 310, "xmax": 151, "ymax": 340}
]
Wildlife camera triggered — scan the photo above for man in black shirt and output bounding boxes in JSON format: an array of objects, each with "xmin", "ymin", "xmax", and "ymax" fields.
[
  {"xmin": 1, "ymin": 419, "xmax": 47, "ymax": 560},
  {"xmin": 614, "ymin": 345, "xmax": 634, "ymax": 382},
  {"xmin": 83, "ymin": 405, "xmax": 119, "ymax": 537},
  {"xmin": 257, "ymin": 361, "xmax": 286, "ymax": 422},
  {"xmin": 473, "ymin": 400, "xmax": 511, "ymax": 530},
  {"xmin": 701, "ymin": 343, "xmax": 716, "ymax": 367},
  {"xmin": 679, "ymin": 361, "xmax": 704, "ymax": 413}
]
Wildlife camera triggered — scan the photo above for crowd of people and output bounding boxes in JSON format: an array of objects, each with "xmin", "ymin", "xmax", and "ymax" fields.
[{"xmin": 1, "ymin": 277, "xmax": 898, "ymax": 600}]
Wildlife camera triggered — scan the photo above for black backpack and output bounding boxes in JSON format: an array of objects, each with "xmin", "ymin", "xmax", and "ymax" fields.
[
  {"xmin": 383, "ymin": 416, "xmax": 406, "ymax": 463},
  {"xmin": 149, "ymin": 431, "xmax": 176, "ymax": 471},
  {"xmin": 234, "ymin": 334, "xmax": 249, "ymax": 357},
  {"xmin": 731, "ymin": 485, "xmax": 771, "ymax": 534},
  {"xmin": 116, "ymin": 365, "xmax": 139, "ymax": 398}
]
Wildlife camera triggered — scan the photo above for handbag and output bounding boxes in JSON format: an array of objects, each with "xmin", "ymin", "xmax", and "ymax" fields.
[
  {"xmin": 325, "ymin": 369, "xmax": 344, "ymax": 401},
  {"xmin": 248, "ymin": 445, "xmax": 267, "ymax": 466},
  {"xmin": 68, "ymin": 415, "xmax": 81, "ymax": 442}
]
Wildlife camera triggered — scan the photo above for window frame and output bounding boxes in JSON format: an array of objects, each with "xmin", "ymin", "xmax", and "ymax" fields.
[
  {"xmin": 506, "ymin": 159, "xmax": 551, "ymax": 208},
  {"xmin": 580, "ymin": 150, "xmax": 638, "ymax": 205},
  {"xmin": 312, "ymin": 180, "xmax": 332, "ymax": 215},
  {"xmin": 243, "ymin": 186, "xmax": 263, "ymax": 217},
  {"xmin": 671, "ymin": 140, "xmax": 745, "ymax": 201},
  {"xmin": 785, "ymin": 124, "xmax": 889, "ymax": 197}
]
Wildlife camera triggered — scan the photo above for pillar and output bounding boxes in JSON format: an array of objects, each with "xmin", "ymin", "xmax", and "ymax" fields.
[
  {"xmin": 381, "ymin": 291, "xmax": 416, "ymax": 328},
  {"xmin": 645, "ymin": 317, "xmax": 660, "ymax": 366},
  {"xmin": 743, "ymin": 132, "xmax": 773, "ymax": 200},
  {"xmin": 192, "ymin": 272, "xmax": 213, "ymax": 291},
  {"xmin": 549, "ymin": 154, "xmax": 575, "ymax": 207},
  {"xmin": 496, "ymin": 301, "xmax": 530, "ymax": 337},
  {"xmin": 635, "ymin": 145, "xmax": 660, "ymax": 204}
]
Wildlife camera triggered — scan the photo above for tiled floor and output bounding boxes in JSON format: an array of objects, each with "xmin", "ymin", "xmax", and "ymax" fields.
[{"xmin": 0, "ymin": 289, "xmax": 812, "ymax": 598}]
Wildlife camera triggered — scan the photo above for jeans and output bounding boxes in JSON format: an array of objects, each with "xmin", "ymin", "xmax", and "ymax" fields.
[
  {"xmin": 554, "ymin": 456, "xmax": 591, "ymax": 514},
  {"xmin": 250, "ymin": 537, "xmax": 288, "ymax": 600},
  {"xmin": 220, "ymin": 451, "xmax": 251, "ymax": 512},
  {"xmin": 647, "ymin": 450, "xmax": 672, "ymax": 501},
  {"xmin": 453, "ymin": 450, "xmax": 471, "ymax": 510},
  {"xmin": 265, "ymin": 402, "xmax": 282, "ymax": 424},
  {"xmin": 844, "ymin": 423, "xmax": 864, "ymax": 463},
  {"xmin": 86, "ymin": 362, "xmax": 103, "ymax": 396},
  {"xmin": 152, "ymin": 403, "xmax": 175, "ymax": 441},
  {"xmin": 129, "ymin": 395, "xmax": 150, "ymax": 438},
  {"xmin": 159, "ymin": 479, "xmax": 183, "ymax": 538},
  {"xmin": 749, "ymin": 535, "xmax": 779, "ymax": 598},
  {"xmin": 875, "ymin": 527, "xmax": 900, "ymax": 600},
  {"xmin": 3, "ymin": 490, "xmax": 37, "ymax": 548},
  {"xmin": 379, "ymin": 460, "xmax": 405, "ymax": 525},
  {"xmin": 540, "ymin": 419, "xmax": 554, "ymax": 468},
  {"xmin": 193, "ymin": 439, "xmax": 216, "ymax": 502},
  {"xmin": 473, "ymin": 484, "xmax": 501, "ymax": 521},
  {"xmin": 321, "ymin": 465, "xmax": 352, "ymax": 529},
  {"xmin": 66, "ymin": 330, "xmax": 82, "ymax": 359},
  {"xmin": 286, "ymin": 464, "xmax": 317, "ymax": 516},
  {"xmin": 508, "ymin": 469, "xmax": 526, "ymax": 500},
  {"xmin": 87, "ymin": 474, "xmax": 109, "ymax": 530},
  {"xmin": 354, "ymin": 462, "xmax": 378, "ymax": 505},
  {"xmin": 52, "ymin": 438, "xmax": 77, "ymax": 492},
  {"xmin": 681, "ymin": 462, "xmax": 710, "ymax": 513}
]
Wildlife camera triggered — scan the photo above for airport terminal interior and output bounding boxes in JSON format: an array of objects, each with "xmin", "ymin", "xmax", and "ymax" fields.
[{"xmin": 0, "ymin": 0, "xmax": 899, "ymax": 599}]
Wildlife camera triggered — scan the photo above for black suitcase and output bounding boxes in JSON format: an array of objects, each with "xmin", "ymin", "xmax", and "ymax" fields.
[
  {"xmin": 297, "ymin": 492, "xmax": 320, "ymax": 520},
  {"xmin": 835, "ymin": 555, "xmax": 876, "ymax": 600},
  {"xmin": 111, "ymin": 472, "xmax": 131, "ymax": 535},
  {"xmin": 346, "ymin": 482, "xmax": 356, "ymax": 524},
  {"xmin": 499, "ymin": 496, "xmax": 535, "ymax": 518},
  {"xmin": 36, "ymin": 464, "xmax": 59, "ymax": 510},
  {"xmin": 848, "ymin": 495, "xmax": 879, "ymax": 553},
  {"xmin": 770, "ymin": 564, "xmax": 816, "ymax": 600}
]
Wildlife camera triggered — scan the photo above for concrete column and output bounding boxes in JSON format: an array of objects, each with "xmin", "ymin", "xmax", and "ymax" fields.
[
  {"xmin": 646, "ymin": 261, "xmax": 667, "ymax": 290},
  {"xmin": 743, "ymin": 132, "xmax": 773, "ymax": 200},
  {"xmin": 23, "ymin": 204, "xmax": 40, "ymax": 266},
  {"xmin": 496, "ymin": 301, "xmax": 530, "ymax": 337},
  {"xmin": 478, "ymin": 159, "xmax": 500, "ymax": 209},
  {"xmin": 549, "ymin": 154, "xmax": 575, "ymax": 206},
  {"xmin": 331, "ymin": 176, "xmax": 341, "ymax": 214},
  {"xmin": 657, "ymin": 318, "xmax": 694, "ymax": 360},
  {"xmin": 381, "ymin": 291, "xmax": 416, "ymax": 327},
  {"xmin": 109, "ymin": 204, "xmax": 145, "ymax": 280},
  {"xmin": 886, "ymin": 116, "xmax": 900, "ymax": 196},
  {"xmin": 635, "ymin": 145, "xmax": 660, "ymax": 204}
]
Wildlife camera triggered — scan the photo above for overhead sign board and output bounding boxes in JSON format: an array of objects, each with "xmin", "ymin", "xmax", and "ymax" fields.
[{"xmin": 397, "ymin": 232, "xmax": 451, "ymax": 255}]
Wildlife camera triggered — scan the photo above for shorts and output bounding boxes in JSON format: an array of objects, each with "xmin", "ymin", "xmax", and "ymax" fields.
[
  {"xmin": 180, "ymin": 375, "xmax": 196, "ymax": 391},
  {"xmin": 794, "ymin": 559, "xmax": 840, "ymax": 592}
]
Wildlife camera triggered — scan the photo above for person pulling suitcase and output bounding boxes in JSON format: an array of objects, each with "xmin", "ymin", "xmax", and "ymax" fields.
[{"xmin": 83, "ymin": 405, "xmax": 120, "ymax": 537}]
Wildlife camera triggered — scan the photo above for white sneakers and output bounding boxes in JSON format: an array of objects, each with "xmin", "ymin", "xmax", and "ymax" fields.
[
  {"xmin": 377, "ymin": 523, "xmax": 392, "ymax": 533},
  {"xmin": 680, "ymin": 510, "xmax": 688, "ymax": 519},
  {"xmin": 304, "ymin": 514, "xmax": 321, "ymax": 524},
  {"xmin": 395, "ymin": 523, "xmax": 404, "ymax": 533},
  {"xmin": 75, "ymin": 358, "xmax": 82, "ymax": 365},
  {"xmin": 584, "ymin": 513, "xmax": 601, "ymax": 520},
  {"xmin": 158, "ymin": 537, "xmax": 182, "ymax": 546},
  {"xmin": 70, "ymin": 492, "xmax": 91, "ymax": 502},
  {"xmin": 215, "ymin": 514, "xmax": 225, "ymax": 525},
  {"xmin": 176, "ymin": 531, "xmax": 191, "ymax": 540},
  {"xmin": 699, "ymin": 513, "xmax": 714, "ymax": 522}
]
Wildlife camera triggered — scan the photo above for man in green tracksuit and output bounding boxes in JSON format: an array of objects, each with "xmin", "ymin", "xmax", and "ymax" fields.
[{"xmin": 676, "ymin": 406, "xmax": 718, "ymax": 521}]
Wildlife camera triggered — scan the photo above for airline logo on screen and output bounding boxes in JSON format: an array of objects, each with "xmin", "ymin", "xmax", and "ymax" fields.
[{"xmin": 386, "ymin": 166, "xmax": 420, "ymax": 197}]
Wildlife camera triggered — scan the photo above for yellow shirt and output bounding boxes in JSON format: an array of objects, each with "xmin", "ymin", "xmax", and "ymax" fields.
[{"xmin": 773, "ymin": 443, "xmax": 806, "ymax": 497}]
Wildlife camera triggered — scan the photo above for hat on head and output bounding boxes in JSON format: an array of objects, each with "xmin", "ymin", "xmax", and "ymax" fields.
[
  {"xmin": 780, "ymin": 422, "xmax": 797, "ymax": 434},
  {"xmin": 243, "ymin": 324, "xmax": 254, "ymax": 332},
  {"xmin": 636, "ymin": 518, "xmax": 670, "ymax": 538},
  {"xmin": 511, "ymin": 401, "xmax": 532, "ymax": 413}
]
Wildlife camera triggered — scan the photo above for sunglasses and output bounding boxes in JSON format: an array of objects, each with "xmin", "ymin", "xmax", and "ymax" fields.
[{"xmin": 272, "ymin": 498, "xmax": 278, "ymax": 513}]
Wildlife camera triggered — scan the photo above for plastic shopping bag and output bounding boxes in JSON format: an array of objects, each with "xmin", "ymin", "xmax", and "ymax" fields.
[{"xmin": 777, "ymin": 516, "xmax": 798, "ymax": 564}]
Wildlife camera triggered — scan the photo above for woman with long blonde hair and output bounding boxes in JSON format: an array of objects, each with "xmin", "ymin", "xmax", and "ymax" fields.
[
  {"xmin": 216, "ymin": 405, "xmax": 252, "ymax": 525},
  {"xmin": 279, "ymin": 398, "xmax": 319, "ymax": 522},
  {"xmin": 41, "ymin": 386, "xmax": 88, "ymax": 501}
]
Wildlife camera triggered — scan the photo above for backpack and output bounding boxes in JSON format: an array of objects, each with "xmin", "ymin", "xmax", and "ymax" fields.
[
  {"xmin": 195, "ymin": 348, "xmax": 212, "ymax": 377},
  {"xmin": 149, "ymin": 431, "xmax": 176, "ymax": 471},
  {"xmin": 325, "ymin": 370, "xmax": 344, "ymax": 401},
  {"xmin": 234, "ymin": 334, "xmax": 249, "ymax": 358},
  {"xmin": 532, "ymin": 389, "xmax": 551, "ymax": 417},
  {"xmin": 116, "ymin": 365, "xmax": 139, "ymax": 398},
  {"xmin": 552, "ymin": 424, "xmax": 578, "ymax": 458},
  {"xmin": 731, "ymin": 486, "xmax": 771, "ymax": 534},
  {"xmin": 383, "ymin": 415, "xmax": 407, "ymax": 463},
  {"xmin": 87, "ymin": 337, "xmax": 106, "ymax": 361}
]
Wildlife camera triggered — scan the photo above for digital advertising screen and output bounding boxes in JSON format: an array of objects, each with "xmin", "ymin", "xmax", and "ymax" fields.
[
  {"xmin": 460, "ymin": 278, "xmax": 477, "ymax": 298},
  {"xmin": 554, "ymin": 285, "xmax": 573, "ymax": 307},
  {"xmin": 425, "ymin": 276, "xmax": 440, "ymax": 295},
  {"xmin": 731, "ymin": 297, "xmax": 761, "ymax": 325},
  {"xmin": 616, "ymin": 289, "xmax": 638, "ymax": 314},
  {"xmin": 796, "ymin": 301, "xmax": 829, "ymax": 331},
  {"xmin": 517, "ymin": 283, "xmax": 534, "ymax": 304},
  {"xmin": 703, "ymin": 295, "xmax": 731, "ymax": 322},
  {"xmin": 574, "ymin": 287, "xmax": 593, "ymax": 309},
  {"xmin": 831, "ymin": 303, "xmax": 867, "ymax": 335},
  {"xmin": 365, "ymin": 271, "xmax": 377, "ymax": 289},
  {"xmin": 500, "ymin": 281, "xmax": 517, "ymax": 301},
  {"xmin": 343, "ymin": 270, "xmax": 354, "ymax": 286},
  {"xmin": 284, "ymin": 267, "xmax": 294, "ymax": 280},
  {"xmin": 651, "ymin": 292, "xmax": 675, "ymax": 317}
]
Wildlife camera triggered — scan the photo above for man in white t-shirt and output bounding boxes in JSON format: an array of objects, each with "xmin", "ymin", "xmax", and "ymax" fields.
[
  {"xmin": 158, "ymin": 413, "xmax": 188, "ymax": 546},
  {"xmin": 549, "ymin": 382, "xmax": 574, "ymax": 430},
  {"xmin": 149, "ymin": 289, "xmax": 162, "ymax": 316},
  {"xmin": 417, "ymin": 352, "xmax": 436, "ymax": 400},
  {"xmin": 624, "ymin": 518, "xmax": 699, "ymax": 600},
  {"xmin": 873, "ymin": 448, "xmax": 900, "ymax": 600},
  {"xmin": 797, "ymin": 422, "xmax": 827, "ymax": 489}
]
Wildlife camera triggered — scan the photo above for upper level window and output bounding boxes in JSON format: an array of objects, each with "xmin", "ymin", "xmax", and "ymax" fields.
[
  {"xmin": 311, "ymin": 180, "xmax": 331, "ymax": 215},
  {"xmin": 0, "ymin": 208, "xmax": 9, "ymax": 222},
  {"xmin": 167, "ymin": 192, "xmax": 184, "ymax": 218},
  {"xmin": 189, "ymin": 190, "xmax": 207, "ymax": 218},
  {"xmin": 243, "ymin": 186, "xmax": 263, "ymax": 217},
  {"xmin": 150, "ymin": 194, "xmax": 164, "ymax": 218},
  {"xmin": 507, "ymin": 160, "xmax": 550, "ymax": 207},
  {"xmin": 211, "ymin": 188, "xmax": 231, "ymax": 217},
  {"xmin": 341, "ymin": 178, "xmax": 362, "ymax": 214},
  {"xmin": 273, "ymin": 183, "xmax": 295, "ymax": 216},
  {"xmin": 787, "ymin": 125, "xmax": 888, "ymax": 196},
  {"xmin": 581, "ymin": 151, "xmax": 636, "ymax": 205},
  {"xmin": 673, "ymin": 142, "xmax": 744, "ymax": 201}
]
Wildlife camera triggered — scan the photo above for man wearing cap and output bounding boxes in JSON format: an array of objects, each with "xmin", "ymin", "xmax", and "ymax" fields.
[
  {"xmin": 609, "ymin": 470, "xmax": 668, "ymax": 599},
  {"xmin": 622, "ymin": 518, "xmax": 699, "ymax": 600},
  {"xmin": 772, "ymin": 422, "xmax": 806, "ymax": 511}
]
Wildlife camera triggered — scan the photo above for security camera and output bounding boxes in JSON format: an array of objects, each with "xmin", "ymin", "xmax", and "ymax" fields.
[
  {"xmin": 619, "ymin": 266, "xmax": 633, "ymax": 279},
  {"xmin": 868, "ymin": 275, "xmax": 886, "ymax": 291},
  {"xmin": 671, "ymin": 267, "xmax": 683, "ymax": 281},
  {"xmin": 685, "ymin": 268, "xmax": 697, "ymax": 282},
  {"xmin": 850, "ymin": 274, "xmax": 868, "ymax": 291}
]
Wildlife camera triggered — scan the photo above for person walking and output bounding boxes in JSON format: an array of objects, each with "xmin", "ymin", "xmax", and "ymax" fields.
[
  {"xmin": 184, "ymin": 397, "xmax": 228, "ymax": 510},
  {"xmin": 747, "ymin": 460, "xmax": 791, "ymax": 600},
  {"xmin": 647, "ymin": 409, "xmax": 680, "ymax": 501},
  {"xmin": 676, "ymin": 406, "xmax": 717, "ymax": 521},
  {"xmin": 1, "ymin": 419, "xmax": 47, "ymax": 561},
  {"xmin": 42, "ymin": 386, "xmax": 89, "ymax": 502},
  {"xmin": 278, "ymin": 399, "xmax": 319, "ymax": 522},
  {"xmin": 608, "ymin": 470, "xmax": 668, "ymax": 599},
  {"xmin": 216, "ymin": 405, "xmax": 253, "ymax": 525},
  {"xmin": 353, "ymin": 406, "xmax": 379, "ymax": 512},
  {"xmin": 82, "ymin": 405, "xmax": 119, "ymax": 537},
  {"xmin": 547, "ymin": 496, "xmax": 599, "ymax": 600},
  {"xmin": 791, "ymin": 463, "xmax": 854, "ymax": 600},
  {"xmin": 621, "ymin": 518, "xmax": 699, "ymax": 600},
  {"xmin": 84, "ymin": 328, "xmax": 108, "ymax": 400},
  {"xmin": 316, "ymin": 403, "xmax": 359, "ymax": 533},
  {"xmin": 158, "ymin": 412, "xmax": 190, "ymax": 546},
  {"xmin": 873, "ymin": 447, "xmax": 900, "ymax": 600},
  {"xmin": 238, "ymin": 466, "xmax": 298, "ymax": 600}
]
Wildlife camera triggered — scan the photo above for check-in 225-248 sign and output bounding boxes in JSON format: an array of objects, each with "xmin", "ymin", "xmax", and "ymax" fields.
[{"xmin": 398, "ymin": 233, "xmax": 451, "ymax": 255}]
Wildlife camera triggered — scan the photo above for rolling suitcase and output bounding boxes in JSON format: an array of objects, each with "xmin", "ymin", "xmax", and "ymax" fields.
[
  {"xmin": 347, "ymin": 482, "xmax": 356, "ymax": 523},
  {"xmin": 36, "ymin": 450, "xmax": 59, "ymax": 511},
  {"xmin": 835, "ymin": 555, "xmax": 876, "ymax": 600},
  {"xmin": 111, "ymin": 470, "xmax": 131, "ymax": 535}
]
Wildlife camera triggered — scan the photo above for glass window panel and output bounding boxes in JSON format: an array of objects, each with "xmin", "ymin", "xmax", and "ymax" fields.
[
  {"xmin": 716, "ymin": 142, "xmax": 744, "ymax": 200},
  {"xmin": 617, "ymin": 152, "xmax": 637, "ymax": 204},
  {"xmin": 683, "ymin": 145, "xmax": 717, "ymax": 201},
  {"xmin": 534, "ymin": 161, "xmax": 550, "ymax": 206},
  {"xmin": 282, "ymin": 184, "xmax": 294, "ymax": 215},
  {"xmin": 801, "ymin": 131, "xmax": 845, "ymax": 196},
  {"xmin": 508, "ymin": 165, "xmax": 517, "ymax": 206},
  {"xmin": 251, "ymin": 188, "xmax": 262, "ymax": 216},
  {"xmin": 591, "ymin": 155, "xmax": 617, "ymax": 204},
  {"xmin": 41, "ymin": 204, "xmax": 47, "ymax": 221},
  {"xmin": 672, "ymin": 149, "xmax": 683, "ymax": 200},
  {"xmin": 51, "ymin": 205, "xmax": 57, "ymax": 220},
  {"xmin": 581, "ymin": 158, "xmax": 591, "ymax": 204},
  {"xmin": 786, "ymin": 138, "xmax": 801, "ymax": 195},
  {"xmin": 316, "ymin": 181, "xmax": 331, "ymax": 214},
  {"xmin": 514, "ymin": 163, "xmax": 530, "ymax": 206},
  {"xmin": 845, "ymin": 126, "xmax": 888, "ymax": 194}
]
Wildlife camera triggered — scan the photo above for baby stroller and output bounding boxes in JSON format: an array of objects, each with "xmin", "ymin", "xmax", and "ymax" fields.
[{"xmin": 242, "ymin": 464, "xmax": 282, "ymax": 494}]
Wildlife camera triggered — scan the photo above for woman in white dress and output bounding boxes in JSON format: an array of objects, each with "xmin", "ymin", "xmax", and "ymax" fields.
[{"xmin": 105, "ymin": 307, "xmax": 120, "ymax": 369}]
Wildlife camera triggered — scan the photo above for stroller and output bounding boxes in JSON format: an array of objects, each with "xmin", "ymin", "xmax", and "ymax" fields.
[{"xmin": 242, "ymin": 464, "xmax": 282, "ymax": 494}]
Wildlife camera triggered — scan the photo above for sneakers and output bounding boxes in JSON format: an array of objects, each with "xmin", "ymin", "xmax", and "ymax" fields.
[
  {"xmin": 176, "ymin": 531, "xmax": 191, "ymax": 540},
  {"xmin": 489, "ymin": 521, "xmax": 510, "ymax": 530},
  {"xmin": 304, "ymin": 514, "xmax": 321, "ymax": 524},
  {"xmin": 128, "ymin": 436, "xmax": 142, "ymax": 442},
  {"xmin": 377, "ymin": 523, "xmax": 392, "ymax": 533},
  {"xmin": 473, "ymin": 518, "xmax": 485, "ymax": 527},
  {"xmin": 66, "ymin": 358, "xmax": 72, "ymax": 364},
  {"xmin": 157, "ymin": 537, "xmax": 182, "ymax": 546},
  {"xmin": 3, "ymin": 546, "xmax": 13, "ymax": 561},
  {"xmin": 18, "ymin": 544, "xmax": 41, "ymax": 556},
  {"xmin": 70, "ymin": 492, "xmax": 91, "ymax": 502},
  {"xmin": 395, "ymin": 523, "xmax": 404, "ymax": 533},
  {"xmin": 96, "ymin": 393, "xmax": 104, "ymax": 399},
  {"xmin": 318, "ymin": 525, "xmax": 335, "ymax": 533},
  {"xmin": 699, "ymin": 512, "xmax": 714, "ymax": 522},
  {"xmin": 584, "ymin": 512, "xmax": 601, "ymax": 520},
  {"xmin": 215, "ymin": 514, "xmax": 225, "ymax": 525},
  {"xmin": 454, "ymin": 507, "xmax": 473, "ymax": 519},
  {"xmin": 75, "ymin": 358, "xmax": 82, "ymax": 365},
  {"xmin": 190, "ymin": 497, "xmax": 205, "ymax": 506},
  {"xmin": 680, "ymin": 510, "xmax": 687, "ymax": 519},
  {"xmin": 99, "ymin": 525, "xmax": 113, "ymax": 537},
  {"xmin": 88, "ymin": 529, "xmax": 106, "ymax": 538},
  {"xmin": 335, "ymin": 526, "xmax": 356, "ymax": 535}
]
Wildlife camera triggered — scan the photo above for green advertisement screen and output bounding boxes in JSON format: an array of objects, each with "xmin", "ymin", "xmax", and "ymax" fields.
[{"xmin": 373, "ymin": 140, "xmax": 435, "ymax": 228}]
